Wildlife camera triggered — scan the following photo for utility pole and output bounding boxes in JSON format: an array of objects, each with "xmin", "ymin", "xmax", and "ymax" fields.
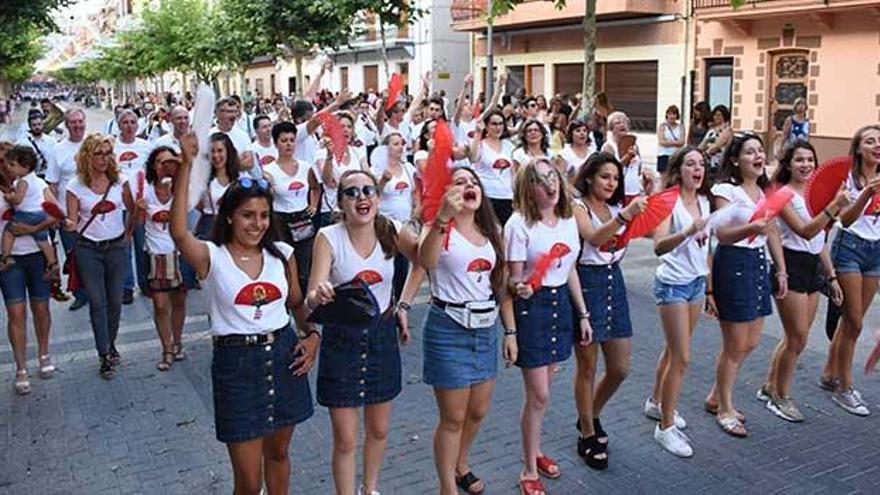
[{"xmin": 485, "ymin": 0, "xmax": 494, "ymax": 100}]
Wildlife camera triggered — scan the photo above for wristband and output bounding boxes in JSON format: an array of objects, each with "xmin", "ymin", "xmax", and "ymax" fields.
[
  {"xmin": 615, "ymin": 212, "xmax": 631, "ymax": 225},
  {"xmin": 823, "ymin": 208, "xmax": 836, "ymax": 221},
  {"xmin": 828, "ymin": 276, "xmax": 837, "ymax": 283},
  {"xmin": 397, "ymin": 301, "xmax": 412, "ymax": 312},
  {"xmin": 705, "ymin": 290, "xmax": 714, "ymax": 296},
  {"xmin": 577, "ymin": 313, "xmax": 591, "ymax": 320},
  {"xmin": 504, "ymin": 328, "xmax": 517, "ymax": 336}
]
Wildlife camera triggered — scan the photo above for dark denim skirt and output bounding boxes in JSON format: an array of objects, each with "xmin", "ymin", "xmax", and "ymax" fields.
[
  {"xmin": 515, "ymin": 285, "xmax": 574, "ymax": 368},
  {"xmin": 211, "ymin": 325, "xmax": 314, "ymax": 444},
  {"xmin": 712, "ymin": 244, "xmax": 772, "ymax": 322},
  {"xmin": 577, "ymin": 263, "xmax": 633, "ymax": 342},
  {"xmin": 317, "ymin": 312, "xmax": 402, "ymax": 408}
]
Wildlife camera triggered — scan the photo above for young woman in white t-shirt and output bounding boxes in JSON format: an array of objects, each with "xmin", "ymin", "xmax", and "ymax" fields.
[
  {"xmin": 468, "ymin": 109, "xmax": 516, "ymax": 225},
  {"xmin": 195, "ymin": 133, "xmax": 240, "ymax": 239},
  {"xmin": 170, "ymin": 133, "xmax": 317, "ymax": 495},
  {"xmin": 64, "ymin": 134, "xmax": 136, "ymax": 379},
  {"xmin": 315, "ymin": 112, "xmax": 369, "ymax": 225},
  {"xmin": 305, "ymin": 170, "xmax": 420, "ymax": 495},
  {"xmin": 821, "ymin": 125, "xmax": 880, "ymax": 416},
  {"xmin": 554, "ymin": 118, "xmax": 597, "ymax": 185},
  {"xmin": 133, "ymin": 146, "xmax": 190, "ymax": 371},
  {"xmin": 645, "ymin": 147, "xmax": 712, "ymax": 458},
  {"xmin": 655, "ymin": 105, "xmax": 685, "ymax": 174},
  {"xmin": 506, "ymin": 158, "xmax": 591, "ymax": 494},
  {"xmin": 705, "ymin": 134, "xmax": 787, "ymax": 438}
]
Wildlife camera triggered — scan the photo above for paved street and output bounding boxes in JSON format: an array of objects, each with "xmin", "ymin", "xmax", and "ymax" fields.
[{"xmin": 2, "ymin": 106, "xmax": 880, "ymax": 494}]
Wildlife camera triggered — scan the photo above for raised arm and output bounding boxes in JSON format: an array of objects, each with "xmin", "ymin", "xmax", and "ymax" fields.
[
  {"xmin": 453, "ymin": 74, "xmax": 474, "ymax": 125},
  {"xmin": 479, "ymin": 72, "xmax": 506, "ymax": 121},
  {"xmin": 305, "ymin": 89, "xmax": 354, "ymax": 136},
  {"xmin": 405, "ymin": 72, "xmax": 432, "ymax": 121},
  {"xmin": 170, "ymin": 134, "xmax": 210, "ymax": 278},
  {"xmin": 304, "ymin": 61, "xmax": 332, "ymax": 101}
]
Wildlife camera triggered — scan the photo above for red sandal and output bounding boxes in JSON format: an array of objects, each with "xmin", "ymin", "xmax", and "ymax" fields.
[
  {"xmin": 536, "ymin": 455, "xmax": 561, "ymax": 479},
  {"xmin": 519, "ymin": 477, "xmax": 546, "ymax": 495}
]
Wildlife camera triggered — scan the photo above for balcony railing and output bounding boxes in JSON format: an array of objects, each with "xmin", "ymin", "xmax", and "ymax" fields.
[
  {"xmin": 450, "ymin": 0, "xmax": 488, "ymax": 23},
  {"xmin": 694, "ymin": 0, "xmax": 876, "ymax": 9}
]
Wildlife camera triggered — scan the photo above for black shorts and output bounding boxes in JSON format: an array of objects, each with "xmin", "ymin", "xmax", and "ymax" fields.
[{"xmin": 772, "ymin": 247, "xmax": 824, "ymax": 294}]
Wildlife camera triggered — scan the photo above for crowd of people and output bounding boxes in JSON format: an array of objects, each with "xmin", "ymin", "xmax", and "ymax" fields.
[{"xmin": 2, "ymin": 69, "xmax": 880, "ymax": 495}]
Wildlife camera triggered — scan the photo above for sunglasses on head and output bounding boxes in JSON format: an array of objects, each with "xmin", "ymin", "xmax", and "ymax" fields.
[
  {"xmin": 341, "ymin": 184, "xmax": 378, "ymax": 199},
  {"xmin": 237, "ymin": 177, "xmax": 269, "ymax": 190}
]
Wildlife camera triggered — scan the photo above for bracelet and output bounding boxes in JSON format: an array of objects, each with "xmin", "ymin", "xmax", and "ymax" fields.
[
  {"xmin": 828, "ymin": 276, "xmax": 837, "ymax": 282},
  {"xmin": 705, "ymin": 290, "xmax": 714, "ymax": 296},
  {"xmin": 823, "ymin": 208, "xmax": 836, "ymax": 221},
  {"xmin": 504, "ymin": 328, "xmax": 517, "ymax": 336},
  {"xmin": 615, "ymin": 212, "xmax": 631, "ymax": 225},
  {"xmin": 577, "ymin": 313, "xmax": 591, "ymax": 320},
  {"xmin": 397, "ymin": 301, "xmax": 412, "ymax": 312},
  {"xmin": 776, "ymin": 271, "xmax": 788, "ymax": 278},
  {"xmin": 306, "ymin": 329, "xmax": 321, "ymax": 341}
]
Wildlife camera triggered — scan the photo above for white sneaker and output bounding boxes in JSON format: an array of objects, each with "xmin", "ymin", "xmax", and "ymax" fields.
[
  {"xmin": 654, "ymin": 424, "xmax": 693, "ymax": 458},
  {"xmin": 643, "ymin": 397, "xmax": 687, "ymax": 429}
]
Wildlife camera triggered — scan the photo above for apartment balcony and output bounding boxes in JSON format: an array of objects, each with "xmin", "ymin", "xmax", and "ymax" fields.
[
  {"xmin": 693, "ymin": 0, "xmax": 880, "ymax": 21},
  {"xmin": 450, "ymin": 0, "xmax": 680, "ymax": 32}
]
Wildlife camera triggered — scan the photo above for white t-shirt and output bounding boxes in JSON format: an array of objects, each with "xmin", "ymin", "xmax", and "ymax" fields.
[
  {"xmin": 66, "ymin": 176, "xmax": 129, "ymax": 242},
  {"xmin": 0, "ymin": 195, "xmax": 39, "ymax": 255},
  {"xmin": 143, "ymin": 184, "xmax": 175, "ymax": 255},
  {"xmin": 152, "ymin": 133, "xmax": 181, "ymax": 153},
  {"xmin": 429, "ymin": 226, "xmax": 497, "ymax": 304},
  {"xmin": 657, "ymin": 123, "xmax": 683, "ymax": 157},
  {"xmin": 355, "ymin": 114, "xmax": 378, "ymax": 148},
  {"xmin": 264, "ymin": 161, "xmax": 311, "ymax": 213},
  {"xmin": 777, "ymin": 189, "xmax": 824, "ymax": 254},
  {"xmin": 505, "ymin": 212, "xmax": 580, "ymax": 288},
  {"xmin": 577, "ymin": 201, "xmax": 627, "ymax": 265},
  {"xmin": 294, "ymin": 122, "xmax": 320, "ymax": 165},
  {"xmin": 318, "ymin": 221, "xmax": 402, "ymax": 313},
  {"xmin": 114, "ymin": 137, "xmax": 152, "ymax": 183},
  {"xmin": 210, "ymin": 125, "xmax": 251, "ymax": 156},
  {"xmin": 606, "ymin": 139, "xmax": 642, "ymax": 196},
  {"xmin": 373, "ymin": 162, "xmax": 416, "ymax": 223},
  {"xmin": 555, "ymin": 144, "xmax": 596, "ymax": 178},
  {"xmin": 17, "ymin": 133, "xmax": 56, "ymax": 176},
  {"xmin": 249, "ymin": 141, "xmax": 278, "ymax": 168},
  {"xmin": 203, "ymin": 242, "xmax": 294, "ymax": 336},
  {"xmin": 710, "ymin": 182, "xmax": 767, "ymax": 248},
  {"xmin": 380, "ymin": 121, "xmax": 411, "ymax": 148},
  {"xmin": 199, "ymin": 178, "xmax": 230, "ymax": 215},
  {"xmin": 472, "ymin": 139, "xmax": 516, "ymax": 200},
  {"xmin": 842, "ymin": 174, "xmax": 880, "ymax": 241},
  {"xmin": 14, "ymin": 172, "xmax": 48, "ymax": 212},
  {"xmin": 511, "ymin": 147, "xmax": 552, "ymax": 169},
  {"xmin": 46, "ymin": 139, "xmax": 82, "ymax": 214},
  {"xmin": 656, "ymin": 195, "xmax": 711, "ymax": 285}
]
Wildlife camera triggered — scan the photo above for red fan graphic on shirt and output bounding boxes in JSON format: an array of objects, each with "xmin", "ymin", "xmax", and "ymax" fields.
[
  {"xmin": 394, "ymin": 181, "xmax": 409, "ymax": 191},
  {"xmin": 549, "ymin": 242, "xmax": 572, "ymax": 267},
  {"xmin": 805, "ymin": 156, "xmax": 850, "ymax": 216},
  {"xmin": 492, "ymin": 158, "xmax": 511, "ymax": 170},
  {"xmin": 747, "ymin": 185, "xmax": 795, "ymax": 242},
  {"xmin": 234, "ymin": 282, "xmax": 283, "ymax": 320},
  {"xmin": 41, "ymin": 201, "xmax": 66, "ymax": 220},
  {"xmin": 151, "ymin": 210, "xmax": 170, "ymax": 226},
  {"xmin": 288, "ymin": 181, "xmax": 306, "ymax": 191},
  {"xmin": 526, "ymin": 243, "xmax": 572, "ymax": 289},
  {"xmin": 619, "ymin": 186, "xmax": 680, "ymax": 246},
  {"xmin": 259, "ymin": 155, "xmax": 276, "ymax": 166},
  {"xmin": 386, "ymin": 73, "xmax": 403, "ymax": 111},
  {"xmin": 467, "ymin": 258, "xmax": 493, "ymax": 283},
  {"xmin": 599, "ymin": 234, "xmax": 623, "ymax": 253},
  {"xmin": 1, "ymin": 208, "xmax": 12, "ymax": 221},
  {"xmin": 92, "ymin": 200, "xmax": 116, "ymax": 215},
  {"xmin": 316, "ymin": 112, "xmax": 347, "ymax": 163},
  {"xmin": 355, "ymin": 269, "xmax": 383, "ymax": 286},
  {"xmin": 118, "ymin": 150, "xmax": 139, "ymax": 163}
]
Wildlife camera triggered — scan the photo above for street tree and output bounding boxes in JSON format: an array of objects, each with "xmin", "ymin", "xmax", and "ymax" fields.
[
  {"xmin": 0, "ymin": 0, "xmax": 73, "ymax": 86},
  {"xmin": 352, "ymin": 0, "xmax": 427, "ymax": 80}
]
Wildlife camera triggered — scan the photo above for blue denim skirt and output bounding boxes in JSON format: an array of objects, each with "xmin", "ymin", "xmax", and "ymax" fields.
[
  {"xmin": 422, "ymin": 304, "xmax": 498, "ymax": 389},
  {"xmin": 515, "ymin": 285, "xmax": 574, "ymax": 368},
  {"xmin": 712, "ymin": 245, "xmax": 772, "ymax": 323},
  {"xmin": 317, "ymin": 311, "xmax": 402, "ymax": 408},
  {"xmin": 211, "ymin": 325, "xmax": 314, "ymax": 444},
  {"xmin": 577, "ymin": 263, "xmax": 633, "ymax": 342}
]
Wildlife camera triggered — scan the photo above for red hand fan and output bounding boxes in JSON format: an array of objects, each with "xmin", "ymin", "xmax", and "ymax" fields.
[
  {"xmin": 747, "ymin": 185, "xmax": 795, "ymax": 241},
  {"xmin": 385, "ymin": 73, "xmax": 403, "ymax": 111},
  {"xmin": 866, "ymin": 193, "xmax": 880, "ymax": 222},
  {"xmin": 805, "ymin": 156, "xmax": 851, "ymax": 216},
  {"xmin": 526, "ymin": 251, "xmax": 555, "ymax": 290},
  {"xmin": 420, "ymin": 119, "xmax": 454, "ymax": 224},
  {"xmin": 316, "ymin": 112, "xmax": 347, "ymax": 163},
  {"xmin": 619, "ymin": 186, "xmax": 680, "ymax": 246},
  {"xmin": 41, "ymin": 201, "xmax": 66, "ymax": 220}
]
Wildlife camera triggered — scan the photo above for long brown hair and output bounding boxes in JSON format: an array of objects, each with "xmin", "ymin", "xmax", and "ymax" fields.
[
  {"xmin": 337, "ymin": 169, "xmax": 398, "ymax": 259},
  {"xmin": 452, "ymin": 167, "xmax": 506, "ymax": 291},
  {"xmin": 513, "ymin": 158, "xmax": 573, "ymax": 226},
  {"xmin": 850, "ymin": 124, "xmax": 880, "ymax": 188},
  {"xmin": 0, "ymin": 141, "xmax": 13, "ymax": 191},
  {"xmin": 664, "ymin": 146, "xmax": 711, "ymax": 196},
  {"xmin": 75, "ymin": 133, "xmax": 121, "ymax": 187}
]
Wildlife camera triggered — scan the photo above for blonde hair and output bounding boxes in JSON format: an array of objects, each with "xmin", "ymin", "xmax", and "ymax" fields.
[
  {"xmin": 75, "ymin": 133, "xmax": 121, "ymax": 187},
  {"xmin": 512, "ymin": 158, "xmax": 573, "ymax": 226}
]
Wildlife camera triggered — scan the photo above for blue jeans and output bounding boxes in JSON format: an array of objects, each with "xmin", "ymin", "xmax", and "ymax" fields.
[
  {"xmin": 75, "ymin": 236, "xmax": 127, "ymax": 356},
  {"xmin": 58, "ymin": 229, "xmax": 87, "ymax": 302},
  {"xmin": 123, "ymin": 215, "xmax": 147, "ymax": 292}
]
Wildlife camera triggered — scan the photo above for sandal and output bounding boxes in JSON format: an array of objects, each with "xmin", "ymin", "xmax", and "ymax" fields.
[
  {"xmin": 171, "ymin": 342, "xmax": 186, "ymax": 362},
  {"xmin": 536, "ymin": 455, "xmax": 560, "ymax": 479},
  {"xmin": 38, "ymin": 355, "xmax": 55, "ymax": 379},
  {"xmin": 717, "ymin": 415, "xmax": 748, "ymax": 438},
  {"xmin": 157, "ymin": 351, "xmax": 174, "ymax": 372},
  {"xmin": 455, "ymin": 471, "xmax": 484, "ymax": 495},
  {"xmin": 704, "ymin": 399, "xmax": 746, "ymax": 422},
  {"xmin": 43, "ymin": 260, "xmax": 60, "ymax": 281},
  {"xmin": 109, "ymin": 347, "xmax": 121, "ymax": 365},
  {"xmin": 99, "ymin": 355, "xmax": 115, "ymax": 380},
  {"xmin": 575, "ymin": 418, "xmax": 608, "ymax": 446},
  {"xmin": 13, "ymin": 370, "xmax": 31, "ymax": 395},
  {"xmin": 519, "ymin": 476, "xmax": 546, "ymax": 495},
  {"xmin": 576, "ymin": 434, "xmax": 608, "ymax": 470}
]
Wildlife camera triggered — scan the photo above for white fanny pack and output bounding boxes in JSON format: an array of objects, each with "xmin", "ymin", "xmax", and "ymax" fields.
[{"xmin": 442, "ymin": 299, "xmax": 498, "ymax": 330}]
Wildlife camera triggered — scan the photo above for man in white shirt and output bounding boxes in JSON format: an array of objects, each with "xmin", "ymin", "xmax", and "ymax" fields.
[
  {"xmin": 45, "ymin": 108, "xmax": 88, "ymax": 309},
  {"xmin": 152, "ymin": 105, "xmax": 190, "ymax": 152},
  {"xmin": 248, "ymin": 115, "xmax": 278, "ymax": 171},
  {"xmin": 16, "ymin": 110, "xmax": 56, "ymax": 178},
  {"xmin": 210, "ymin": 97, "xmax": 251, "ymax": 155}
]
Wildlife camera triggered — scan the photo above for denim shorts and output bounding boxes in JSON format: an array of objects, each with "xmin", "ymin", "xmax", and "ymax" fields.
[
  {"xmin": 9, "ymin": 210, "xmax": 49, "ymax": 242},
  {"xmin": 653, "ymin": 276, "xmax": 707, "ymax": 305},
  {"xmin": 317, "ymin": 312, "xmax": 402, "ymax": 408},
  {"xmin": 514, "ymin": 285, "xmax": 574, "ymax": 368},
  {"xmin": 578, "ymin": 263, "xmax": 633, "ymax": 342},
  {"xmin": 712, "ymin": 245, "xmax": 772, "ymax": 323},
  {"xmin": 832, "ymin": 230, "xmax": 880, "ymax": 277},
  {"xmin": 212, "ymin": 325, "xmax": 314, "ymax": 444},
  {"xmin": 0, "ymin": 252, "xmax": 50, "ymax": 306},
  {"xmin": 422, "ymin": 304, "xmax": 498, "ymax": 389}
]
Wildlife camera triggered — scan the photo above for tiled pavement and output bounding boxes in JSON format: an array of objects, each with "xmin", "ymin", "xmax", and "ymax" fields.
[{"xmin": 3, "ymin": 240, "xmax": 880, "ymax": 495}]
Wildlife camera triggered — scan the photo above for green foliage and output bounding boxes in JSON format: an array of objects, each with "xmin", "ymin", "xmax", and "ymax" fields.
[{"xmin": 0, "ymin": 0, "xmax": 73, "ymax": 83}]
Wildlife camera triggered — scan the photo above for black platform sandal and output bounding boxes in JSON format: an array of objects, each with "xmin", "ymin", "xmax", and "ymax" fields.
[{"xmin": 577, "ymin": 434, "xmax": 608, "ymax": 470}]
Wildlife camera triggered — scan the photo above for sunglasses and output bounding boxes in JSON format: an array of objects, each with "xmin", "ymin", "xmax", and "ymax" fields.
[
  {"xmin": 527, "ymin": 103, "xmax": 538, "ymax": 108},
  {"xmin": 238, "ymin": 177, "xmax": 270, "ymax": 190},
  {"xmin": 92, "ymin": 151, "xmax": 113, "ymax": 158},
  {"xmin": 532, "ymin": 170, "xmax": 559, "ymax": 184},
  {"xmin": 341, "ymin": 184, "xmax": 378, "ymax": 199}
]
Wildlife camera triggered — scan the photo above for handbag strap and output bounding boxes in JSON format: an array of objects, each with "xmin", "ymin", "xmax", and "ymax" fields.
[{"xmin": 70, "ymin": 183, "xmax": 113, "ymax": 247}]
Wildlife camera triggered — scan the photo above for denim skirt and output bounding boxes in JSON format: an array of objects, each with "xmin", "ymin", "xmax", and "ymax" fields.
[
  {"xmin": 712, "ymin": 245, "xmax": 772, "ymax": 323},
  {"xmin": 422, "ymin": 304, "xmax": 498, "ymax": 389},
  {"xmin": 317, "ymin": 311, "xmax": 402, "ymax": 408},
  {"xmin": 577, "ymin": 263, "xmax": 633, "ymax": 342},
  {"xmin": 515, "ymin": 285, "xmax": 574, "ymax": 368},
  {"xmin": 211, "ymin": 325, "xmax": 314, "ymax": 444}
]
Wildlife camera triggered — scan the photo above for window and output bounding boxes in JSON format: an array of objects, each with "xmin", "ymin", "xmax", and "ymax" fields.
[
  {"xmin": 506, "ymin": 66, "xmax": 525, "ymax": 95},
  {"xmin": 288, "ymin": 77, "xmax": 296, "ymax": 95},
  {"xmin": 363, "ymin": 65, "xmax": 379, "ymax": 93},
  {"xmin": 270, "ymin": 74, "xmax": 276, "ymax": 97},
  {"xmin": 255, "ymin": 78, "xmax": 264, "ymax": 97},
  {"xmin": 705, "ymin": 58, "xmax": 733, "ymax": 111},
  {"xmin": 528, "ymin": 65, "xmax": 545, "ymax": 96},
  {"xmin": 340, "ymin": 67, "xmax": 349, "ymax": 90}
]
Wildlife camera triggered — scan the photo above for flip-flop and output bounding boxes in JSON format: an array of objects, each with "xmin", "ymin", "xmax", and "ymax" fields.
[
  {"xmin": 717, "ymin": 415, "xmax": 748, "ymax": 438},
  {"xmin": 455, "ymin": 471, "xmax": 484, "ymax": 495},
  {"xmin": 536, "ymin": 455, "xmax": 561, "ymax": 479}
]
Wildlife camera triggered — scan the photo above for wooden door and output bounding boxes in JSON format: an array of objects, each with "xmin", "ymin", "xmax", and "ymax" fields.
[
  {"xmin": 767, "ymin": 50, "xmax": 809, "ymax": 133},
  {"xmin": 364, "ymin": 65, "xmax": 379, "ymax": 93}
]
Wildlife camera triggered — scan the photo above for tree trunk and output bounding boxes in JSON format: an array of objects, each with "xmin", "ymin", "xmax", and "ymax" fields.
[
  {"xmin": 379, "ymin": 21, "xmax": 390, "ymax": 81},
  {"xmin": 238, "ymin": 68, "xmax": 247, "ymax": 98},
  {"xmin": 294, "ymin": 55, "xmax": 304, "ymax": 95},
  {"xmin": 579, "ymin": 0, "xmax": 597, "ymax": 119}
]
